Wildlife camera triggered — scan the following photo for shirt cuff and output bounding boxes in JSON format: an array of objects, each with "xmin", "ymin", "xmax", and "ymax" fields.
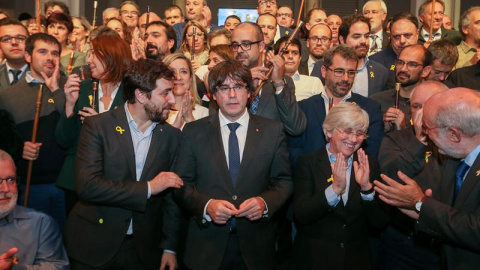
[
  {"xmin": 203, "ymin": 199, "xmax": 213, "ymax": 223},
  {"xmin": 325, "ymin": 185, "xmax": 340, "ymax": 207},
  {"xmin": 147, "ymin": 182, "xmax": 151, "ymax": 199},
  {"xmin": 259, "ymin": 197, "xmax": 269, "ymax": 218},
  {"xmin": 360, "ymin": 191, "xmax": 375, "ymax": 201},
  {"xmin": 163, "ymin": 249, "xmax": 176, "ymax": 254}
]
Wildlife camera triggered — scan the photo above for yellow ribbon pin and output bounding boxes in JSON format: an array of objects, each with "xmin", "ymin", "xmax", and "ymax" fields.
[
  {"xmin": 47, "ymin": 98, "xmax": 54, "ymax": 103},
  {"xmin": 425, "ymin": 151, "xmax": 432, "ymax": 163},
  {"xmin": 99, "ymin": 218, "xmax": 103, "ymax": 224},
  {"xmin": 390, "ymin": 65, "xmax": 395, "ymax": 71},
  {"xmin": 116, "ymin": 126, "xmax": 125, "ymax": 134},
  {"xmin": 285, "ymin": 30, "xmax": 289, "ymax": 35},
  {"xmin": 88, "ymin": 95, "xmax": 93, "ymax": 107},
  {"xmin": 370, "ymin": 71, "xmax": 375, "ymax": 78},
  {"xmin": 327, "ymin": 175, "xmax": 334, "ymax": 183}
]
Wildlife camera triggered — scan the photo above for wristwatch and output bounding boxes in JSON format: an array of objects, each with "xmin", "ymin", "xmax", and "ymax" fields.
[
  {"xmin": 415, "ymin": 196, "xmax": 426, "ymax": 213},
  {"xmin": 360, "ymin": 186, "xmax": 375, "ymax": 195}
]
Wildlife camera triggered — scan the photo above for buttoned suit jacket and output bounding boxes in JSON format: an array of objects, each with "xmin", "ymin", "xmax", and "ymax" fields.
[
  {"xmin": 310, "ymin": 59, "xmax": 393, "ymax": 95},
  {"xmin": 173, "ymin": 112, "xmax": 293, "ymax": 270},
  {"xmin": 418, "ymin": 26, "xmax": 463, "ymax": 46},
  {"xmin": 64, "ymin": 107, "xmax": 182, "ymax": 269},
  {"xmin": 417, "ymin": 154, "xmax": 480, "ymax": 270},
  {"xmin": 291, "ymin": 148, "xmax": 388, "ymax": 270},
  {"xmin": 288, "ymin": 93, "xmax": 384, "ymax": 165},
  {"xmin": 0, "ymin": 63, "xmax": 27, "ymax": 90}
]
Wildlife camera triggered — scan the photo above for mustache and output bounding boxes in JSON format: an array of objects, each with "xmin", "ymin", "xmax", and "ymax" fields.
[
  {"xmin": 397, "ymin": 71, "xmax": 410, "ymax": 78},
  {"xmin": 236, "ymin": 52, "xmax": 247, "ymax": 59},
  {"xmin": 0, "ymin": 192, "xmax": 14, "ymax": 199},
  {"xmin": 146, "ymin": 43, "xmax": 158, "ymax": 51},
  {"xmin": 355, "ymin": 44, "xmax": 368, "ymax": 50}
]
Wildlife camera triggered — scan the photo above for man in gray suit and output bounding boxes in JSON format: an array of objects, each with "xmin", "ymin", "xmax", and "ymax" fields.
[
  {"xmin": 0, "ymin": 19, "xmax": 28, "ymax": 90},
  {"xmin": 174, "ymin": 59, "xmax": 292, "ymax": 270},
  {"xmin": 229, "ymin": 22, "xmax": 306, "ymax": 136},
  {"xmin": 375, "ymin": 88, "xmax": 480, "ymax": 269}
]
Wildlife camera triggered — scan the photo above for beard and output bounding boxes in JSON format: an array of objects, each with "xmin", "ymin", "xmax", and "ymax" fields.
[
  {"xmin": 355, "ymin": 44, "xmax": 369, "ymax": 59},
  {"xmin": 0, "ymin": 192, "xmax": 17, "ymax": 219},
  {"xmin": 396, "ymin": 71, "xmax": 421, "ymax": 87},
  {"xmin": 145, "ymin": 43, "xmax": 165, "ymax": 61},
  {"xmin": 328, "ymin": 80, "xmax": 352, "ymax": 98},
  {"xmin": 144, "ymin": 100, "xmax": 170, "ymax": 124}
]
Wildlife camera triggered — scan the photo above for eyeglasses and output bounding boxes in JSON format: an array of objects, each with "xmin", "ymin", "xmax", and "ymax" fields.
[
  {"xmin": 0, "ymin": 177, "xmax": 18, "ymax": 186},
  {"xmin": 325, "ymin": 66, "xmax": 358, "ymax": 78},
  {"xmin": 0, "ymin": 35, "xmax": 27, "ymax": 44},
  {"xmin": 186, "ymin": 32, "xmax": 204, "ymax": 38},
  {"xmin": 336, "ymin": 128, "xmax": 368, "ymax": 140},
  {"xmin": 217, "ymin": 84, "xmax": 248, "ymax": 93},
  {"xmin": 258, "ymin": 0, "xmax": 276, "ymax": 6},
  {"xmin": 277, "ymin": 13, "xmax": 292, "ymax": 18},
  {"xmin": 308, "ymin": 36, "xmax": 331, "ymax": 44},
  {"xmin": 229, "ymin": 40, "xmax": 262, "ymax": 52},
  {"xmin": 395, "ymin": 59, "xmax": 423, "ymax": 71},
  {"xmin": 421, "ymin": 123, "xmax": 444, "ymax": 134},
  {"xmin": 120, "ymin": 10, "xmax": 139, "ymax": 16},
  {"xmin": 431, "ymin": 69, "xmax": 451, "ymax": 77}
]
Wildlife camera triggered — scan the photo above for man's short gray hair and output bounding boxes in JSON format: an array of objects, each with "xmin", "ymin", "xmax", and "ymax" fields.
[{"xmin": 363, "ymin": 0, "xmax": 387, "ymax": 14}]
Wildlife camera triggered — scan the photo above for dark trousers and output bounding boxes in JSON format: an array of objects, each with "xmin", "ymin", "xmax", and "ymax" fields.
[
  {"xmin": 71, "ymin": 236, "xmax": 148, "ymax": 270},
  {"xmin": 218, "ymin": 234, "xmax": 248, "ymax": 270}
]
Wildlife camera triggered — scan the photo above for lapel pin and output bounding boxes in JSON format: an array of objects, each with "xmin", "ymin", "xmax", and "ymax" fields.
[
  {"xmin": 370, "ymin": 71, "xmax": 375, "ymax": 78},
  {"xmin": 47, "ymin": 98, "xmax": 54, "ymax": 103},
  {"xmin": 116, "ymin": 126, "xmax": 125, "ymax": 134},
  {"xmin": 99, "ymin": 218, "xmax": 103, "ymax": 224},
  {"xmin": 256, "ymin": 128, "xmax": 259, "ymax": 132},
  {"xmin": 88, "ymin": 95, "xmax": 93, "ymax": 106},
  {"xmin": 425, "ymin": 151, "xmax": 432, "ymax": 163},
  {"xmin": 390, "ymin": 65, "xmax": 395, "ymax": 71},
  {"xmin": 327, "ymin": 175, "xmax": 334, "ymax": 183},
  {"xmin": 476, "ymin": 170, "xmax": 480, "ymax": 177}
]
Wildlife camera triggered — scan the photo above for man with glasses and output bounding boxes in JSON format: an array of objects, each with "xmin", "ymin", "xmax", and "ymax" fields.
[
  {"xmin": 0, "ymin": 19, "xmax": 29, "ymax": 90},
  {"xmin": 276, "ymin": 5, "xmax": 294, "ymax": 28},
  {"xmin": 426, "ymin": 39, "xmax": 458, "ymax": 83},
  {"xmin": 256, "ymin": 0, "xmax": 292, "ymax": 44},
  {"xmin": 370, "ymin": 12, "xmax": 420, "ymax": 83},
  {"xmin": 289, "ymin": 45, "xmax": 384, "ymax": 164},
  {"xmin": 0, "ymin": 149, "xmax": 69, "ymax": 270},
  {"xmin": 303, "ymin": 23, "xmax": 332, "ymax": 76},
  {"xmin": 229, "ymin": 22, "xmax": 305, "ymax": 136},
  {"xmin": 119, "ymin": 1, "xmax": 140, "ymax": 32},
  {"xmin": 371, "ymin": 44, "xmax": 432, "ymax": 133},
  {"xmin": 173, "ymin": 59, "xmax": 292, "ymax": 270}
]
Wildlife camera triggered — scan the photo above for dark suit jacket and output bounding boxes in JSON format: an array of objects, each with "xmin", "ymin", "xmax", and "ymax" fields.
[
  {"xmin": 417, "ymin": 154, "xmax": 480, "ymax": 269},
  {"xmin": 65, "ymin": 108, "xmax": 182, "ymax": 269},
  {"xmin": 279, "ymin": 25, "xmax": 293, "ymax": 37},
  {"xmin": 369, "ymin": 46, "xmax": 398, "ymax": 84},
  {"xmin": 381, "ymin": 30, "xmax": 390, "ymax": 49},
  {"xmin": 418, "ymin": 26, "xmax": 463, "ymax": 46},
  {"xmin": 298, "ymin": 59, "xmax": 309, "ymax": 76},
  {"xmin": 310, "ymin": 59, "xmax": 393, "ymax": 95},
  {"xmin": 0, "ymin": 63, "xmax": 27, "ymax": 90},
  {"xmin": 173, "ymin": 112, "xmax": 293, "ymax": 270},
  {"xmin": 288, "ymin": 93, "xmax": 384, "ymax": 165},
  {"xmin": 291, "ymin": 148, "xmax": 388, "ymax": 270},
  {"xmin": 254, "ymin": 76, "xmax": 306, "ymax": 136},
  {"xmin": 55, "ymin": 80, "xmax": 124, "ymax": 191}
]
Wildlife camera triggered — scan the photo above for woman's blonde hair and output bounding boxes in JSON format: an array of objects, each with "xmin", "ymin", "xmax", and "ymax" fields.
[{"xmin": 322, "ymin": 103, "xmax": 369, "ymax": 139}]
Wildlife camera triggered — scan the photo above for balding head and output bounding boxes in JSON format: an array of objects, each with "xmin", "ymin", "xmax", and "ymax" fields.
[
  {"xmin": 423, "ymin": 88, "xmax": 480, "ymax": 158},
  {"xmin": 410, "ymin": 80, "xmax": 448, "ymax": 118}
]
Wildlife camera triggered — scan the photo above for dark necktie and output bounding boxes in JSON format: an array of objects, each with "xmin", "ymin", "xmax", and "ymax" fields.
[
  {"xmin": 227, "ymin": 122, "xmax": 241, "ymax": 232},
  {"xmin": 369, "ymin": 35, "xmax": 378, "ymax": 53},
  {"xmin": 250, "ymin": 95, "xmax": 260, "ymax": 115},
  {"xmin": 10, "ymin": 69, "xmax": 21, "ymax": 85},
  {"xmin": 452, "ymin": 161, "xmax": 470, "ymax": 204}
]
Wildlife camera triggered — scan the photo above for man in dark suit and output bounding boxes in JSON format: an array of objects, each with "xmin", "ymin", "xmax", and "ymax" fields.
[
  {"xmin": 65, "ymin": 59, "xmax": 183, "ymax": 270},
  {"xmin": 417, "ymin": 0, "xmax": 463, "ymax": 47},
  {"xmin": 288, "ymin": 45, "xmax": 384, "ymax": 165},
  {"xmin": 229, "ymin": 22, "xmax": 306, "ymax": 136},
  {"xmin": 375, "ymin": 88, "xmax": 480, "ymax": 270},
  {"xmin": 363, "ymin": 0, "xmax": 390, "ymax": 55},
  {"xmin": 370, "ymin": 12, "xmax": 420, "ymax": 83},
  {"xmin": 173, "ymin": 60, "xmax": 292, "ymax": 270},
  {"xmin": 256, "ymin": 0, "xmax": 292, "ymax": 44},
  {"xmin": 0, "ymin": 18, "xmax": 29, "ymax": 90},
  {"xmin": 301, "ymin": 23, "xmax": 332, "ymax": 76}
]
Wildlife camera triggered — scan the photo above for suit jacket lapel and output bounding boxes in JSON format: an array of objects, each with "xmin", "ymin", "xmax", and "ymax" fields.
[
  {"xmin": 313, "ymin": 95, "xmax": 326, "ymax": 127},
  {"xmin": 256, "ymin": 84, "xmax": 273, "ymax": 115},
  {"xmin": 111, "ymin": 84, "xmax": 124, "ymax": 110},
  {"xmin": 454, "ymin": 155, "xmax": 480, "ymax": 207},
  {"xmin": 0, "ymin": 65, "xmax": 10, "ymax": 88},
  {"xmin": 140, "ymin": 124, "xmax": 164, "ymax": 181},
  {"xmin": 209, "ymin": 114, "xmax": 232, "ymax": 188},
  {"xmin": 438, "ymin": 159, "xmax": 459, "ymax": 205},
  {"xmin": 111, "ymin": 108, "xmax": 136, "ymax": 180},
  {"xmin": 236, "ymin": 115, "xmax": 262, "ymax": 188}
]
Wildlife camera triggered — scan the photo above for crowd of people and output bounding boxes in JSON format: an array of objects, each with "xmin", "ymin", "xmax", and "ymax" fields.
[{"xmin": 0, "ymin": 0, "xmax": 479, "ymax": 269}]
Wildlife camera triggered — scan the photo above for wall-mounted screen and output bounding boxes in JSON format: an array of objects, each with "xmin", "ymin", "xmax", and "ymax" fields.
[{"xmin": 217, "ymin": 8, "xmax": 258, "ymax": 26}]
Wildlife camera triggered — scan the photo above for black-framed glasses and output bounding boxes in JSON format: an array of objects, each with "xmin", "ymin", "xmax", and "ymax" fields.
[
  {"xmin": 258, "ymin": 0, "xmax": 276, "ymax": 6},
  {"xmin": 308, "ymin": 36, "xmax": 331, "ymax": 43},
  {"xmin": 336, "ymin": 128, "xmax": 368, "ymax": 140},
  {"xmin": 0, "ymin": 177, "xmax": 19, "ymax": 186},
  {"xmin": 325, "ymin": 66, "xmax": 357, "ymax": 78},
  {"xmin": 216, "ymin": 84, "xmax": 248, "ymax": 93},
  {"xmin": 0, "ymin": 35, "xmax": 27, "ymax": 44},
  {"xmin": 395, "ymin": 59, "xmax": 423, "ymax": 71},
  {"xmin": 120, "ymin": 10, "xmax": 139, "ymax": 16},
  {"xmin": 229, "ymin": 40, "xmax": 262, "ymax": 52}
]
